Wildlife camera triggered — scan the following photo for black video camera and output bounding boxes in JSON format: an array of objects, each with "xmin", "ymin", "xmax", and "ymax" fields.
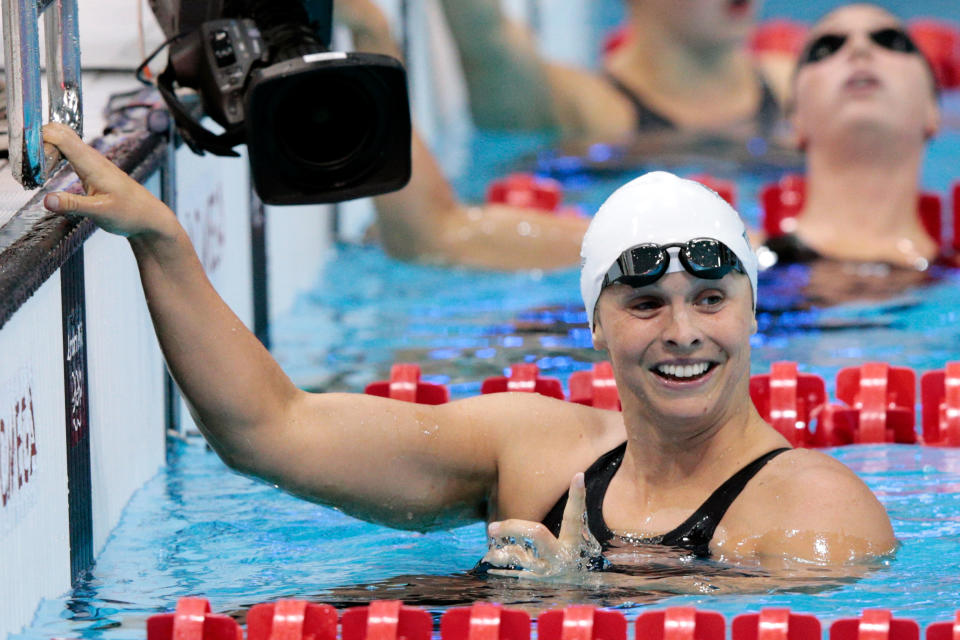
[{"xmin": 148, "ymin": 0, "xmax": 411, "ymax": 204}]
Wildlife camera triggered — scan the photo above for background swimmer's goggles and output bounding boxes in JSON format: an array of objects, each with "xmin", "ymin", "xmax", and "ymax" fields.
[
  {"xmin": 799, "ymin": 27, "xmax": 919, "ymax": 66},
  {"xmin": 602, "ymin": 239, "xmax": 746, "ymax": 290}
]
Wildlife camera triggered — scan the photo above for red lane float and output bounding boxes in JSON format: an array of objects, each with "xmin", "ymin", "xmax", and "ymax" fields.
[
  {"xmin": 366, "ymin": 359, "xmax": 960, "ymax": 447},
  {"xmin": 732, "ymin": 609, "xmax": 821, "ymax": 640},
  {"xmin": 147, "ymin": 597, "xmax": 242, "ymax": 640},
  {"xmin": 364, "ymin": 364, "xmax": 449, "ymax": 405},
  {"xmin": 921, "ymin": 362, "xmax": 960, "ymax": 446},
  {"xmin": 538, "ymin": 605, "xmax": 626, "ymax": 640},
  {"xmin": 908, "ymin": 20, "xmax": 960, "ymax": 90},
  {"xmin": 441, "ymin": 603, "xmax": 531, "ymax": 640},
  {"xmin": 634, "ymin": 607, "xmax": 725, "ymax": 640},
  {"xmin": 749, "ymin": 362, "xmax": 827, "ymax": 447},
  {"xmin": 689, "ymin": 174, "xmax": 737, "ymax": 208},
  {"xmin": 149, "ymin": 600, "xmax": 960, "ymax": 640},
  {"xmin": 749, "ymin": 20, "xmax": 809, "ymax": 57},
  {"xmin": 835, "ymin": 363, "xmax": 917, "ymax": 444},
  {"xmin": 761, "ymin": 176, "xmax": 944, "ymax": 248},
  {"xmin": 925, "ymin": 611, "xmax": 960, "ymax": 640},
  {"xmin": 342, "ymin": 600, "xmax": 432, "ymax": 640},
  {"xmin": 830, "ymin": 610, "xmax": 920, "ymax": 640},
  {"xmin": 760, "ymin": 175, "xmax": 805, "ymax": 238},
  {"xmin": 569, "ymin": 362, "xmax": 621, "ymax": 411},
  {"xmin": 486, "ymin": 173, "xmax": 577, "ymax": 215},
  {"xmin": 247, "ymin": 600, "xmax": 337, "ymax": 640},
  {"xmin": 481, "ymin": 363, "xmax": 565, "ymax": 400}
]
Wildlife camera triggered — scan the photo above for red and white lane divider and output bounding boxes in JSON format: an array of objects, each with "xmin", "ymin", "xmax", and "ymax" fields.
[
  {"xmin": 364, "ymin": 360, "xmax": 960, "ymax": 448},
  {"xmin": 148, "ymin": 599, "xmax": 960, "ymax": 640}
]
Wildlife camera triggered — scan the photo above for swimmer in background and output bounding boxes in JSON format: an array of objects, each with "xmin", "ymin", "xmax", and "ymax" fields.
[
  {"xmin": 763, "ymin": 3, "xmax": 950, "ymax": 270},
  {"xmin": 40, "ymin": 127, "xmax": 895, "ymax": 581},
  {"xmin": 425, "ymin": 0, "xmax": 792, "ymax": 137},
  {"xmin": 334, "ymin": 0, "xmax": 589, "ymax": 270}
]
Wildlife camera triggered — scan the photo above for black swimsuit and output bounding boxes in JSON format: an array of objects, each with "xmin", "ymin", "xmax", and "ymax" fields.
[
  {"xmin": 541, "ymin": 444, "xmax": 791, "ymax": 558},
  {"xmin": 606, "ymin": 73, "xmax": 781, "ymax": 135},
  {"xmin": 763, "ymin": 233, "xmax": 960, "ymax": 268}
]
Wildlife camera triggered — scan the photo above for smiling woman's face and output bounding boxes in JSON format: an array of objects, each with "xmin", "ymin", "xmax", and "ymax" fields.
[
  {"xmin": 592, "ymin": 270, "xmax": 756, "ymax": 430},
  {"xmin": 791, "ymin": 4, "xmax": 939, "ymax": 148}
]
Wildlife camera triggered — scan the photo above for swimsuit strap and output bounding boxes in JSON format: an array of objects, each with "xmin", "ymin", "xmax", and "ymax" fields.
[
  {"xmin": 754, "ymin": 75, "xmax": 781, "ymax": 135},
  {"xmin": 605, "ymin": 71, "xmax": 782, "ymax": 135},
  {"xmin": 540, "ymin": 444, "xmax": 791, "ymax": 557},
  {"xmin": 604, "ymin": 73, "xmax": 674, "ymax": 131}
]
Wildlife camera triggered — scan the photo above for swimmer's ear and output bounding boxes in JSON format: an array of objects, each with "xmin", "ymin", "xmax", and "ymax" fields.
[
  {"xmin": 923, "ymin": 97, "xmax": 941, "ymax": 141},
  {"xmin": 591, "ymin": 316, "xmax": 607, "ymax": 351}
]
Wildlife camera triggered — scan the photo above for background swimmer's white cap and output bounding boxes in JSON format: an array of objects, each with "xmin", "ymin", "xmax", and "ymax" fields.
[{"xmin": 580, "ymin": 171, "xmax": 758, "ymax": 329}]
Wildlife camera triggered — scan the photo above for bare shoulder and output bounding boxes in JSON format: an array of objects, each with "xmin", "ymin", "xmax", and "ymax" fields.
[
  {"xmin": 543, "ymin": 64, "xmax": 636, "ymax": 138},
  {"xmin": 720, "ymin": 449, "xmax": 896, "ymax": 563}
]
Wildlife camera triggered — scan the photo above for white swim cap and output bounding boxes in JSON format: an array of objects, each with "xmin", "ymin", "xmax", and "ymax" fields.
[{"xmin": 580, "ymin": 171, "xmax": 758, "ymax": 329}]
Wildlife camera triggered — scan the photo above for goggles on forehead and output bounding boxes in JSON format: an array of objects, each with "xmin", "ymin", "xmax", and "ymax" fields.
[
  {"xmin": 601, "ymin": 238, "xmax": 746, "ymax": 290},
  {"xmin": 798, "ymin": 27, "xmax": 920, "ymax": 66}
]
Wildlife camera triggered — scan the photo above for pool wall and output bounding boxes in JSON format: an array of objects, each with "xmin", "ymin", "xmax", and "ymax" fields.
[{"xmin": 0, "ymin": 119, "xmax": 331, "ymax": 639}]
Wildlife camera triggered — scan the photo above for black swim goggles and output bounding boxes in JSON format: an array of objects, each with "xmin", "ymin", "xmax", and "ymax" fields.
[
  {"xmin": 798, "ymin": 27, "xmax": 920, "ymax": 66},
  {"xmin": 602, "ymin": 238, "xmax": 746, "ymax": 290}
]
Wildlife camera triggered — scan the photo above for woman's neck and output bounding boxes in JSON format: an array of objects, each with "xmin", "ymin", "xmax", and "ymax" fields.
[
  {"xmin": 606, "ymin": 16, "xmax": 757, "ymax": 121},
  {"xmin": 619, "ymin": 394, "xmax": 771, "ymax": 490},
  {"xmin": 799, "ymin": 132, "xmax": 935, "ymax": 267}
]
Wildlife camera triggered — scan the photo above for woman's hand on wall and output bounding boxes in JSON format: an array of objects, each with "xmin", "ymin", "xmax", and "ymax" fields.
[{"xmin": 41, "ymin": 123, "xmax": 179, "ymax": 240}]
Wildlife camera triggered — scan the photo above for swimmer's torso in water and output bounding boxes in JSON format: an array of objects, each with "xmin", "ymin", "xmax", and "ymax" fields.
[
  {"xmin": 541, "ymin": 444, "xmax": 790, "ymax": 557},
  {"xmin": 604, "ymin": 72, "xmax": 781, "ymax": 135}
]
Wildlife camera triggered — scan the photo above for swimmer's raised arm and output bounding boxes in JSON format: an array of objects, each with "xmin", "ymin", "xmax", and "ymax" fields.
[
  {"xmin": 40, "ymin": 123, "xmax": 603, "ymax": 529},
  {"xmin": 435, "ymin": 0, "xmax": 623, "ymax": 134},
  {"xmin": 334, "ymin": 5, "xmax": 588, "ymax": 269},
  {"xmin": 374, "ymin": 131, "xmax": 587, "ymax": 269}
]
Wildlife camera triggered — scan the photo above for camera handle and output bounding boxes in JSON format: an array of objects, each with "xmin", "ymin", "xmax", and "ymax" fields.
[{"xmin": 156, "ymin": 64, "xmax": 245, "ymax": 157}]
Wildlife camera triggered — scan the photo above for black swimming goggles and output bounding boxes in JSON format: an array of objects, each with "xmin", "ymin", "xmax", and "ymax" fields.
[
  {"xmin": 602, "ymin": 238, "xmax": 746, "ymax": 290},
  {"xmin": 798, "ymin": 27, "xmax": 920, "ymax": 66}
]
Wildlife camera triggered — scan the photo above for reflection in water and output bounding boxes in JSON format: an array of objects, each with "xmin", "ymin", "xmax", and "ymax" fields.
[
  {"xmin": 297, "ymin": 543, "xmax": 860, "ymax": 616},
  {"xmin": 759, "ymin": 261, "xmax": 947, "ymax": 313}
]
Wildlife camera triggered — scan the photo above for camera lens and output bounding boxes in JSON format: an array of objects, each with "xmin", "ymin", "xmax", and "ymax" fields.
[
  {"xmin": 246, "ymin": 52, "xmax": 411, "ymax": 204},
  {"xmin": 274, "ymin": 75, "xmax": 377, "ymax": 168}
]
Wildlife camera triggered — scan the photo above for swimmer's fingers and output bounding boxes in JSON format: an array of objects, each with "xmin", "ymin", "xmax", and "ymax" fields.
[
  {"xmin": 42, "ymin": 123, "xmax": 128, "ymax": 191},
  {"xmin": 480, "ymin": 545, "xmax": 548, "ymax": 575},
  {"xmin": 41, "ymin": 123, "xmax": 178, "ymax": 238},
  {"xmin": 557, "ymin": 472, "xmax": 589, "ymax": 550},
  {"xmin": 487, "ymin": 519, "xmax": 563, "ymax": 557},
  {"xmin": 482, "ymin": 519, "xmax": 563, "ymax": 575}
]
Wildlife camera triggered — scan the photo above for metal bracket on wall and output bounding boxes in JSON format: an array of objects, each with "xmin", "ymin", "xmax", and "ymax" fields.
[{"xmin": 1, "ymin": 0, "xmax": 83, "ymax": 188}]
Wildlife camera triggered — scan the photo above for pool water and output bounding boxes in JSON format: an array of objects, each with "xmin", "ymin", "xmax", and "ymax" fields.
[
  {"xmin": 22, "ymin": 214, "xmax": 960, "ymax": 638},
  {"xmin": 16, "ymin": 2, "xmax": 960, "ymax": 636}
]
